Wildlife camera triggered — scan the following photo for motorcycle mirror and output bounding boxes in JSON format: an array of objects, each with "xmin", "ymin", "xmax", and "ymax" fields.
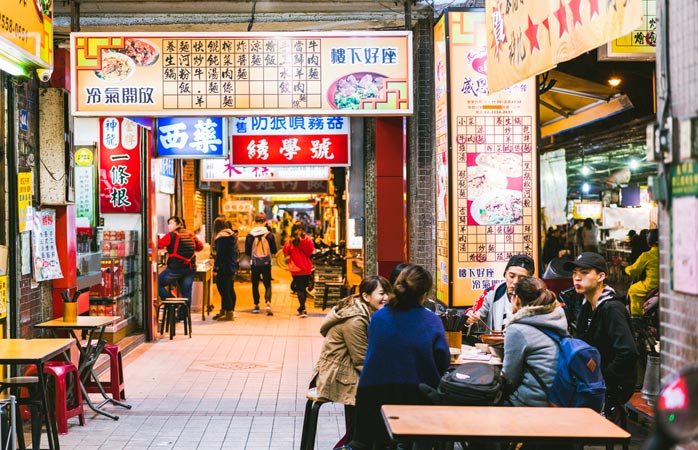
[{"xmin": 655, "ymin": 364, "xmax": 698, "ymax": 443}]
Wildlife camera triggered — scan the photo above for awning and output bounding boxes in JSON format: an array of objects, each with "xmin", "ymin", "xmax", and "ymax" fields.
[{"xmin": 539, "ymin": 70, "xmax": 633, "ymax": 138}]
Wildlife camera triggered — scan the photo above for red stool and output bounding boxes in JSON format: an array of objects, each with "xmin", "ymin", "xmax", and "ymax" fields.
[
  {"xmin": 24, "ymin": 361, "xmax": 85, "ymax": 435},
  {"xmin": 84, "ymin": 344, "xmax": 126, "ymax": 401}
]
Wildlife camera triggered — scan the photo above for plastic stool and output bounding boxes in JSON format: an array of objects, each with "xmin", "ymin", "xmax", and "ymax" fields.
[
  {"xmin": 299, "ymin": 388, "xmax": 330, "ymax": 450},
  {"xmin": 24, "ymin": 361, "xmax": 85, "ymax": 435},
  {"xmin": 0, "ymin": 376, "xmax": 43, "ymax": 450},
  {"xmin": 84, "ymin": 343, "xmax": 126, "ymax": 401},
  {"xmin": 159, "ymin": 298, "xmax": 191, "ymax": 339}
]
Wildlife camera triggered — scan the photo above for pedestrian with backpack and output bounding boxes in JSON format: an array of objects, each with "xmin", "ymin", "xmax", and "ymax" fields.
[
  {"xmin": 283, "ymin": 222, "xmax": 314, "ymax": 317},
  {"xmin": 563, "ymin": 252, "xmax": 638, "ymax": 420},
  {"xmin": 211, "ymin": 217, "xmax": 239, "ymax": 321},
  {"xmin": 245, "ymin": 213, "xmax": 277, "ymax": 315}
]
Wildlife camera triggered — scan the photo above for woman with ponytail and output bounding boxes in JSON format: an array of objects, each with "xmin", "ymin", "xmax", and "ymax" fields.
[
  {"xmin": 348, "ymin": 264, "xmax": 450, "ymax": 450},
  {"xmin": 502, "ymin": 277, "xmax": 568, "ymax": 407}
]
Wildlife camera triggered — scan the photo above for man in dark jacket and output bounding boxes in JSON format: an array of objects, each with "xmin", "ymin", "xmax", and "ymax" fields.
[
  {"xmin": 245, "ymin": 213, "xmax": 278, "ymax": 315},
  {"xmin": 157, "ymin": 216, "xmax": 204, "ymax": 319},
  {"xmin": 564, "ymin": 252, "xmax": 638, "ymax": 418}
]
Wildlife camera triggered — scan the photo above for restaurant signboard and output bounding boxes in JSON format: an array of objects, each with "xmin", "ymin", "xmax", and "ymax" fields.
[
  {"xmin": 201, "ymin": 159, "xmax": 330, "ymax": 182},
  {"xmin": 70, "ymin": 32, "xmax": 412, "ymax": 116},
  {"xmin": 599, "ymin": 0, "xmax": 656, "ymax": 61},
  {"xmin": 156, "ymin": 116, "xmax": 227, "ymax": 158},
  {"xmin": 485, "ymin": 0, "xmax": 643, "ymax": 93},
  {"xmin": 436, "ymin": 9, "xmax": 539, "ymax": 308},
  {"xmin": 0, "ymin": 0, "xmax": 53, "ymax": 74},
  {"xmin": 99, "ymin": 118, "xmax": 142, "ymax": 213},
  {"xmin": 231, "ymin": 116, "xmax": 349, "ymax": 167}
]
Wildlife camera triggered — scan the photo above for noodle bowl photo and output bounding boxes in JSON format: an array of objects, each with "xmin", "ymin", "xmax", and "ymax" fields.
[{"xmin": 94, "ymin": 52, "xmax": 136, "ymax": 83}]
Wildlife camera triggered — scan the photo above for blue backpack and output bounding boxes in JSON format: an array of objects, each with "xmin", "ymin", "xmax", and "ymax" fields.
[{"xmin": 526, "ymin": 326, "xmax": 606, "ymax": 411}]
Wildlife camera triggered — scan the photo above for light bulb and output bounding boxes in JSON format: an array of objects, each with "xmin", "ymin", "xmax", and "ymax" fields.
[
  {"xmin": 629, "ymin": 159, "xmax": 639, "ymax": 170},
  {"xmin": 608, "ymin": 77, "xmax": 621, "ymax": 87},
  {"xmin": 582, "ymin": 183, "xmax": 590, "ymax": 193},
  {"xmin": 581, "ymin": 166, "xmax": 591, "ymax": 176}
]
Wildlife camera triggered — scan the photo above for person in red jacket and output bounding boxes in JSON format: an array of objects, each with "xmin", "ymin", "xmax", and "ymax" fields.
[
  {"xmin": 158, "ymin": 216, "xmax": 204, "ymax": 319},
  {"xmin": 283, "ymin": 222, "xmax": 315, "ymax": 317}
]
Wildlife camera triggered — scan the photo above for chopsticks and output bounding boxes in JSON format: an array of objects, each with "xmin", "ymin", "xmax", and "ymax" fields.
[{"xmin": 438, "ymin": 309, "xmax": 468, "ymax": 332}]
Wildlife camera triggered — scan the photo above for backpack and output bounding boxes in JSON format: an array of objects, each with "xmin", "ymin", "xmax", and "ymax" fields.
[
  {"xmin": 526, "ymin": 326, "xmax": 606, "ymax": 411},
  {"xmin": 421, "ymin": 362, "xmax": 504, "ymax": 406},
  {"xmin": 251, "ymin": 233, "xmax": 272, "ymax": 266}
]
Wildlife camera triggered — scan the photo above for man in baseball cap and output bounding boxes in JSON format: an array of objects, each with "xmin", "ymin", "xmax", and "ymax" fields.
[{"xmin": 565, "ymin": 251, "xmax": 637, "ymax": 419}]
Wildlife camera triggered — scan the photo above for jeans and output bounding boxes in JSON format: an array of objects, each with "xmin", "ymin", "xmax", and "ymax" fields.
[
  {"xmin": 251, "ymin": 264, "xmax": 272, "ymax": 304},
  {"xmin": 216, "ymin": 273, "xmax": 237, "ymax": 311},
  {"xmin": 292, "ymin": 274, "xmax": 312, "ymax": 312},
  {"xmin": 158, "ymin": 267, "xmax": 195, "ymax": 309}
]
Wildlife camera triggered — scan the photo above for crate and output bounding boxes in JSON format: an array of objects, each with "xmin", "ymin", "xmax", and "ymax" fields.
[{"xmin": 313, "ymin": 265, "xmax": 345, "ymax": 308}]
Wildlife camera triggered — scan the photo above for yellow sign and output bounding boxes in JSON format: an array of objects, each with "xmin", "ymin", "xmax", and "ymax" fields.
[
  {"xmin": 75, "ymin": 147, "xmax": 94, "ymax": 166},
  {"xmin": 18, "ymin": 171, "xmax": 33, "ymax": 233},
  {"xmin": 440, "ymin": 10, "xmax": 539, "ymax": 307},
  {"xmin": 485, "ymin": 0, "xmax": 643, "ymax": 93},
  {"xmin": 0, "ymin": 275, "xmax": 6, "ymax": 319},
  {"xmin": 0, "ymin": 0, "xmax": 53, "ymax": 68},
  {"xmin": 608, "ymin": 0, "xmax": 656, "ymax": 58},
  {"xmin": 71, "ymin": 32, "xmax": 413, "ymax": 116}
]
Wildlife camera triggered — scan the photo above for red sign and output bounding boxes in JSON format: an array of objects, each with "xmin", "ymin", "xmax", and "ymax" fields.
[
  {"xmin": 99, "ymin": 118, "xmax": 142, "ymax": 213},
  {"xmin": 231, "ymin": 135, "xmax": 349, "ymax": 166}
]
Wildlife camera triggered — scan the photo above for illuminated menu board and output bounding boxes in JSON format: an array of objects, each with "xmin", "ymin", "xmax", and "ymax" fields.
[
  {"xmin": 436, "ymin": 9, "xmax": 539, "ymax": 307},
  {"xmin": 71, "ymin": 32, "xmax": 412, "ymax": 116}
]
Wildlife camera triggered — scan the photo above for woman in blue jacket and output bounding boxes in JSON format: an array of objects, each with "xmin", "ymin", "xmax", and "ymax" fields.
[{"xmin": 348, "ymin": 264, "xmax": 450, "ymax": 450}]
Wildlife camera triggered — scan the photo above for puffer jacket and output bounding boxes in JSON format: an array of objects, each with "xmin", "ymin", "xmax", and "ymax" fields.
[
  {"xmin": 313, "ymin": 297, "xmax": 373, "ymax": 405},
  {"xmin": 502, "ymin": 301, "xmax": 568, "ymax": 407}
]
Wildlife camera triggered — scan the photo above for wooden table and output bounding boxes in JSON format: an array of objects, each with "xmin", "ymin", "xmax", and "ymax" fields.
[
  {"xmin": 35, "ymin": 316, "xmax": 132, "ymax": 420},
  {"xmin": 381, "ymin": 405, "xmax": 631, "ymax": 448},
  {"xmin": 0, "ymin": 338, "xmax": 74, "ymax": 450}
]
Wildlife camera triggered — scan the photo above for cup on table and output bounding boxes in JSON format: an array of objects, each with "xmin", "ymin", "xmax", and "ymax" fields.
[
  {"xmin": 63, "ymin": 302, "xmax": 77, "ymax": 322},
  {"xmin": 475, "ymin": 343, "xmax": 489, "ymax": 353}
]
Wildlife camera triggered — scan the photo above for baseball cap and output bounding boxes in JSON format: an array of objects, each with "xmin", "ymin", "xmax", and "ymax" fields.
[
  {"xmin": 563, "ymin": 252, "xmax": 608, "ymax": 274},
  {"xmin": 504, "ymin": 254, "xmax": 535, "ymax": 276}
]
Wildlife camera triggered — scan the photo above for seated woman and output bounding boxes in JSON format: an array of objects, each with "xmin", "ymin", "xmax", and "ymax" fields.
[
  {"xmin": 625, "ymin": 229, "xmax": 659, "ymax": 316},
  {"xmin": 312, "ymin": 275, "xmax": 392, "ymax": 450},
  {"xmin": 502, "ymin": 277, "xmax": 568, "ymax": 407}
]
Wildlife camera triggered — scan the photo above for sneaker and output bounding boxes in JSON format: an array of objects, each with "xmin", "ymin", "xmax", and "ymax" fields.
[
  {"xmin": 212, "ymin": 310, "xmax": 225, "ymax": 320},
  {"xmin": 299, "ymin": 310, "xmax": 308, "ymax": 318},
  {"xmin": 253, "ymin": 305, "xmax": 260, "ymax": 314},
  {"xmin": 265, "ymin": 302, "xmax": 273, "ymax": 316}
]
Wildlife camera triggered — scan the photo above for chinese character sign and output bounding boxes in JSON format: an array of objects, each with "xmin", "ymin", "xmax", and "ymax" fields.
[
  {"xmin": 99, "ymin": 118, "xmax": 142, "ymax": 213},
  {"xmin": 231, "ymin": 116, "xmax": 350, "ymax": 166},
  {"xmin": 71, "ymin": 32, "xmax": 412, "ymax": 116},
  {"xmin": 3, "ymin": 0, "xmax": 53, "ymax": 68},
  {"xmin": 18, "ymin": 172, "xmax": 33, "ymax": 233},
  {"xmin": 485, "ymin": 0, "xmax": 643, "ymax": 93},
  {"xmin": 200, "ymin": 161, "xmax": 330, "ymax": 182},
  {"xmin": 0, "ymin": 276, "xmax": 6, "ymax": 320},
  {"xmin": 156, "ymin": 117, "xmax": 227, "ymax": 158},
  {"xmin": 31, "ymin": 209, "xmax": 64, "ymax": 282}
]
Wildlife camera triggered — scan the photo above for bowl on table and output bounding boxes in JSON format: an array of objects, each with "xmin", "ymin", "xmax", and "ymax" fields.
[{"xmin": 480, "ymin": 333, "xmax": 505, "ymax": 346}]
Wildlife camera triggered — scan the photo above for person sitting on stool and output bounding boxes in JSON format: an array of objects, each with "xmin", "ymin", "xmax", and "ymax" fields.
[
  {"xmin": 624, "ymin": 229, "xmax": 659, "ymax": 316},
  {"xmin": 158, "ymin": 216, "xmax": 204, "ymax": 320}
]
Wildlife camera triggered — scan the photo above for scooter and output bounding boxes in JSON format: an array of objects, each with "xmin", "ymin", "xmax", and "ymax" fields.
[{"xmin": 643, "ymin": 364, "xmax": 698, "ymax": 450}]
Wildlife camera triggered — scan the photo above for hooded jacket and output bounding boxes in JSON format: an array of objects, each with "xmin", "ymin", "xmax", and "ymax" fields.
[
  {"xmin": 502, "ymin": 302, "xmax": 568, "ymax": 407},
  {"xmin": 476, "ymin": 282, "xmax": 511, "ymax": 332},
  {"xmin": 283, "ymin": 235, "xmax": 314, "ymax": 276},
  {"xmin": 313, "ymin": 297, "xmax": 373, "ymax": 405},
  {"xmin": 213, "ymin": 228, "xmax": 239, "ymax": 275},
  {"xmin": 244, "ymin": 226, "xmax": 277, "ymax": 265},
  {"xmin": 576, "ymin": 285, "xmax": 638, "ymax": 405}
]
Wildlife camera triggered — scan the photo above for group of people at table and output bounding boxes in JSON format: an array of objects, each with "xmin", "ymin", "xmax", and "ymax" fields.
[{"xmin": 311, "ymin": 252, "xmax": 637, "ymax": 450}]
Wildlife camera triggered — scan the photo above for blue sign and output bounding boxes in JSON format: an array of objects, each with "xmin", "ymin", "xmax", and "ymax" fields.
[
  {"xmin": 156, "ymin": 117, "xmax": 227, "ymax": 159},
  {"xmin": 19, "ymin": 110, "xmax": 28, "ymax": 131}
]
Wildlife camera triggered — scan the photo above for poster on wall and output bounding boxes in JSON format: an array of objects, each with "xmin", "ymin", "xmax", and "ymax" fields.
[
  {"xmin": 446, "ymin": 9, "xmax": 538, "ymax": 307},
  {"xmin": 0, "ymin": 275, "xmax": 6, "ymax": 319},
  {"xmin": 434, "ymin": 13, "xmax": 451, "ymax": 304},
  {"xmin": 31, "ymin": 210, "xmax": 64, "ymax": 282},
  {"xmin": 99, "ymin": 117, "xmax": 143, "ymax": 213},
  {"xmin": 670, "ymin": 161, "xmax": 698, "ymax": 295},
  {"xmin": 75, "ymin": 146, "xmax": 96, "ymax": 227},
  {"xmin": 71, "ymin": 32, "xmax": 412, "ymax": 116},
  {"xmin": 18, "ymin": 172, "xmax": 33, "ymax": 233}
]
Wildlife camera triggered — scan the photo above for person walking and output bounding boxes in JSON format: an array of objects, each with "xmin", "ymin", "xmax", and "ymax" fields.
[
  {"xmin": 563, "ymin": 252, "xmax": 638, "ymax": 420},
  {"xmin": 283, "ymin": 222, "xmax": 314, "ymax": 317},
  {"xmin": 245, "ymin": 212, "xmax": 277, "ymax": 315},
  {"xmin": 312, "ymin": 275, "xmax": 392, "ymax": 450},
  {"xmin": 157, "ymin": 216, "xmax": 204, "ymax": 320},
  {"xmin": 211, "ymin": 217, "xmax": 239, "ymax": 321},
  {"xmin": 348, "ymin": 264, "xmax": 450, "ymax": 450}
]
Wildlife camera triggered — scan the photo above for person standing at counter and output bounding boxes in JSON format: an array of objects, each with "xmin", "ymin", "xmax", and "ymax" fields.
[
  {"xmin": 348, "ymin": 264, "xmax": 450, "ymax": 450},
  {"xmin": 465, "ymin": 254, "xmax": 535, "ymax": 332},
  {"xmin": 625, "ymin": 229, "xmax": 659, "ymax": 316},
  {"xmin": 157, "ymin": 216, "xmax": 204, "ymax": 320},
  {"xmin": 245, "ymin": 213, "xmax": 277, "ymax": 315},
  {"xmin": 211, "ymin": 217, "xmax": 239, "ymax": 321}
]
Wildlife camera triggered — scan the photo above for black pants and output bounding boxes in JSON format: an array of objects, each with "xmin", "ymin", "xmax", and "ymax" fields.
[
  {"xmin": 251, "ymin": 264, "xmax": 272, "ymax": 304},
  {"xmin": 215, "ymin": 273, "xmax": 237, "ymax": 311},
  {"xmin": 292, "ymin": 274, "xmax": 312, "ymax": 312}
]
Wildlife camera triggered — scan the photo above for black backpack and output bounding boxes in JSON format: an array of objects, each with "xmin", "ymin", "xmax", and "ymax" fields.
[{"xmin": 421, "ymin": 362, "xmax": 504, "ymax": 406}]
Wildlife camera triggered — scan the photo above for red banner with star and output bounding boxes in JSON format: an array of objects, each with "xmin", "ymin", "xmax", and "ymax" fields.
[
  {"xmin": 99, "ymin": 118, "xmax": 143, "ymax": 213},
  {"xmin": 486, "ymin": 0, "xmax": 643, "ymax": 93}
]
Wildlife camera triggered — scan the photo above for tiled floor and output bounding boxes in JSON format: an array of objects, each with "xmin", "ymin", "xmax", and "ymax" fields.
[{"xmin": 36, "ymin": 266, "xmax": 649, "ymax": 450}]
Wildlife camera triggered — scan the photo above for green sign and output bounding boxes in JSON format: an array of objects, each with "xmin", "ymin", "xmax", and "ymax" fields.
[{"xmin": 670, "ymin": 161, "xmax": 698, "ymax": 197}]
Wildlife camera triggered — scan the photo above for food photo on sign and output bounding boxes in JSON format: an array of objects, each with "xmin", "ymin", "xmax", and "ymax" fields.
[{"xmin": 466, "ymin": 153, "xmax": 524, "ymax": 226}]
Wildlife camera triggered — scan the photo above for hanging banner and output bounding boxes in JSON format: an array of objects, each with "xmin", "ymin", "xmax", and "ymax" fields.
[
  {"xmin": 75, "ymin": 146, "xmax": 96, "ymax": 227},
  {"xmin": 18, "ymin": 171, "xmax": 33, "ymax": 233},
  {"xmin": 229, "ymin": 180, "xmax": 328, "ymax": 194},
  {"xmin": 485, "ymin": 0, "xmax": 643, "ymax": 92},
  {"xmin": 32, "ymin": 209, "xmax": 63, "ymax": 282},
  {"xmin": 99, "ymin": 117, "xmax": 142, "ymax": 213},
  {"xmin": 231, "ymin": 116, "xmax": 350, "ymax": 166},
  {"xmin": 0, "ymin": 0, "xmax": 53, "ymax": 71},
  {"xmin": 201, "ymin": 159, "xmax": 330, "ymax": 182},
  {"xmin": 71, "ymin": 32, "xmax": 412, "ymax": 116},
  {"xmin": 156, "ymin": 117, "xmax": 227, "ymax": 158},
  {"xmin": 0, "ymin": 275, "xmax": 6, "ymax": 319},
  {"xmin": 442, "ymin": 9, "xmax": 538, "ymax": 307}
]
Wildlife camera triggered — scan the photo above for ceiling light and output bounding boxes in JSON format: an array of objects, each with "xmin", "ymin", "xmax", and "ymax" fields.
[
  {"xmin": 582, "ymin": 182, "xmax": 590, "ymax": 193},
  {"xmin": 629, "ymin": 159, "xmax": 639, "ymax": 170},
  {"xmin": 608, "ymin": 77, "xmax": 621, "ymax": 87},
  {"xmin": 581, "ymin": 165, "xmax": 591, "ymax": 176}
]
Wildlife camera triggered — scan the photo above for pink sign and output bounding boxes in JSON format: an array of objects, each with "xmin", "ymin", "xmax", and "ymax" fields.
[{"xmin": 99, "ymin": 118, "xmax": 142, "ymax": 213}]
